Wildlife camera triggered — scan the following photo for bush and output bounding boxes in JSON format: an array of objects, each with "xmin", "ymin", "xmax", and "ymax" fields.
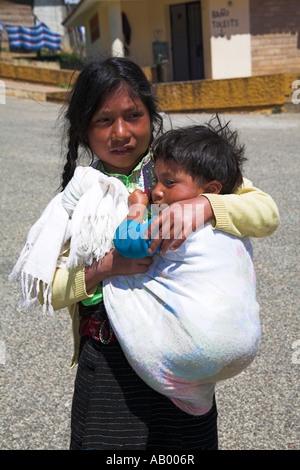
[{"xmin": 58, "ymin": 51, "xmax": 84, "ymax": 69}]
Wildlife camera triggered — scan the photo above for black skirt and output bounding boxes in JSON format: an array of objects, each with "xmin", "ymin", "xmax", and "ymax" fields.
[{"xmin": 70, "ymin": 334, "xmax": 218, "ymax": 450}]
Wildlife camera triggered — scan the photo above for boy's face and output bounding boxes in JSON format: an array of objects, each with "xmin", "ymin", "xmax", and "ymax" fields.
[{"xmin": 152, "ymin": 159, "xmax": 209, "ymax": 206}]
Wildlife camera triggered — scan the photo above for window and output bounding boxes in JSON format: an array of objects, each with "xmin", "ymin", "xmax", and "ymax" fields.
[{"xmin": 90, "ymin": 13, "xmax": 100, "ymax": 42}]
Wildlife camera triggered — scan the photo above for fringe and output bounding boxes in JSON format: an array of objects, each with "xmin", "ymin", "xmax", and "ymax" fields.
[
  {"xmin": 67, "ymin": 214, "xmax": 116, "ymax": 269},
  {"xmin": 8, "ymin": 242, "xmax": 31, "ymax": 283},
  {"xmin": 12, "ymin": 272, "xmax": 54, "ymax": 316},
  {"xmin": 9, "ymin": 166, "xmax": 129, "ymax": 315}
]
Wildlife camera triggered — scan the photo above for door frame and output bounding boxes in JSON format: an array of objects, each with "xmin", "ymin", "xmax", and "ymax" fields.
[{"xmin": 170, "ymin": 1, "xmax": 204, "ymax": 81}]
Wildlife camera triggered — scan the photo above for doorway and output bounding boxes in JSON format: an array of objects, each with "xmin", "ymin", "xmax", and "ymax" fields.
[{"xmin": 170, "ymin": 1, "xmax": 204, "ymax": 81}]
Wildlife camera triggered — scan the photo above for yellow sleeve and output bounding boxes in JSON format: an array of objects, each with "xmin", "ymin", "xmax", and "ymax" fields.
[
  {"xmin": 203, "ymin": 178, "xmax": 280, "ymax": 238},
  {"xmin": 50, "ymin": 264, "xmax": 97, "ymax": 311}
]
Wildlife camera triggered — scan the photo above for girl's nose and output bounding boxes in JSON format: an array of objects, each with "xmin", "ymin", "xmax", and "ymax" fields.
[{"xmin": 111, "ymin": 118, "xmax": 131, "ymax": 141}]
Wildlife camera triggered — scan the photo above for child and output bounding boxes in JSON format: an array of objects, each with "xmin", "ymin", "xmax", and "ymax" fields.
[
  {"xmin": 101, "ymin": 118, "xmax": 261, "ymax": 416},
  {"xmin": 113, "ymin": 117, "xmax": 244, "ymax": 258},
  {"xmin": 10, "ymin": 57, "xmax": 278, "ymax": 450}
]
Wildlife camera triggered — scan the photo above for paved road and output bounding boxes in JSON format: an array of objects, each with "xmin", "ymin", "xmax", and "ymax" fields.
[{"xmin": 0, "ymin": 96, "xmax": 299, "ymax": 450}]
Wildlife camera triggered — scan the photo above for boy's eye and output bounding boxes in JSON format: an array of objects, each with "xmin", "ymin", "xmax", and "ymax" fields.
[{"xmin": 166, "ymin": 180, "xmax": 176, "ymax": 185}]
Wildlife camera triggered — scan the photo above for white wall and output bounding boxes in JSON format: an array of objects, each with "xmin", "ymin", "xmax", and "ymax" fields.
[
  {"xmin": 204, "ymin": 0, "xmax": 252, "ymax": 79},
  {"xmin": 33, "ymin": 0, "xmax": 69, "ymax": 46}
]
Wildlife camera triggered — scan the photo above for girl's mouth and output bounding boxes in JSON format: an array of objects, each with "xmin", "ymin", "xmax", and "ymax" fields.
[{"xmin": 111, "ymin": 147, "xmax": 133, "ymax": 156}]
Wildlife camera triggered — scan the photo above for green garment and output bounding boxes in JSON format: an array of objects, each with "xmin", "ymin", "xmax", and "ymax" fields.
[{"xmin": 82, "ymin": 152, "xmax": 154, "ymax": 306}]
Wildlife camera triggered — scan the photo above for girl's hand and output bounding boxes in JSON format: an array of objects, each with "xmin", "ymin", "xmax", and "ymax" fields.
[
  {"xmin": 110, "ymin": 248, "xmax": 152, "ymax": 275},
  {"xmin": 85, "ymin": 249, "xmax": 152, "ymax": 292},
  {"xmin": 128, "ymin": 189, "xmax": 150, "ymax": 207},
  {"xmin": 145, "ymin": 196, "xmax": 215, "ymax": 254}
]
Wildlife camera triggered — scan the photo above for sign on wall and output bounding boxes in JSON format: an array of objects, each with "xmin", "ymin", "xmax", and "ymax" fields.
[{"xmin": 210, "ymin": 1, "xmax": 249, "ymax": 38}]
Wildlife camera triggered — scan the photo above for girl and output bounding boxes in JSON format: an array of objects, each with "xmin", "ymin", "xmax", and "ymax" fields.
[{"xmin": 11, "ymin": 56, "xmax": 279, "ymax": 450}]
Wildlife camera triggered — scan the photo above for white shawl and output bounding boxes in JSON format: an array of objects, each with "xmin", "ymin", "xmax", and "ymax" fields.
[
  {"xmin": 9, "ymin": 166, "xmax": 129, "ymax": 314},
  {"xmin": 104, "ymin": 227, "xmax": 260, "ymax": 415}
]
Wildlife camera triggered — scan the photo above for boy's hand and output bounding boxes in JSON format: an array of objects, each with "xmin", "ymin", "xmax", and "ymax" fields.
[
  {"xmin": 127, "ymin": 190, "xmax": 150, "ymax": 223},
  {"xmin": 128, "ymin": 189, "xmax": 150, "ymax": 207}
]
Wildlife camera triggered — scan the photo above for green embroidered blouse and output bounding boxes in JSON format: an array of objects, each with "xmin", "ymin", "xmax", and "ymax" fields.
[{"xmin": 82, "ymin": 152, "xmax": 154, "ymax": 306}]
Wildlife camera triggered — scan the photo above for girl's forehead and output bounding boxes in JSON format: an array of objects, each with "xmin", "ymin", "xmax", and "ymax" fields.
[{"xmin": 96, "ymin": 83, "xmax": 142, "ymax": 112}]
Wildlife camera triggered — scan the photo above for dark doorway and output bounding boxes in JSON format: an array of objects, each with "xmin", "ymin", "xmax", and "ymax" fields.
[{"xmin": 170, "ymin": 1, "xmax": 204, "ymax": 81}]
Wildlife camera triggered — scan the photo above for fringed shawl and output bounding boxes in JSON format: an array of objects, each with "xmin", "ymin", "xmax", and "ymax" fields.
[{"xmin": 9, "ymin": 166, "xmax": 129, "ymax": 315}]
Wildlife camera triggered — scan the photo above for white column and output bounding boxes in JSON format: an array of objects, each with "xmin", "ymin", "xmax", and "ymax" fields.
[{"xmin": 108, "ymin": 1, "xmax": 124, "ymax": 57}]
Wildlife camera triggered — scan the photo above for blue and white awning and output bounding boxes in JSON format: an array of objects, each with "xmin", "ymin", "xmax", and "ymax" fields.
[{"xmin": 6, "ymin": 22, "xmax": 61, "ymax": 51}]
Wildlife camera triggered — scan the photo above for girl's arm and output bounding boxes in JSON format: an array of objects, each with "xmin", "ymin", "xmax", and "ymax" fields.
[
  {"xmin": 49, "ymin": 264, "xmax": 91, "ymax": 311},
  {"xmin": 204, "ymin": 178, "xmax": 279, "ymax": 237},
  {"xmin": 146, "ymin": 178, "xmax": 279, "ymax": 254},
  {"xmin": 50, "ymin": 250, "xmax": 153, "ymax": 311}
]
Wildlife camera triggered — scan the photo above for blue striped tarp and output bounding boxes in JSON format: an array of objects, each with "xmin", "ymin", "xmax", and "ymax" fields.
[{"xmin": 6, "ymin": 22, "xmax": 61, "ymax": 51}]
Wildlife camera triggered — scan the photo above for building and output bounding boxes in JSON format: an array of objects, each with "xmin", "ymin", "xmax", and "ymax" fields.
[
  {"xmin": 33, "ymin": 0, "xmax": 69, "ymax": 47},
  {"xmin": 0, "ymin": 0, "xmax": 79, "ymax": 49},
  {"xmin": 62, "ymin": 0, "xmax": 300, "ymax": 82}
]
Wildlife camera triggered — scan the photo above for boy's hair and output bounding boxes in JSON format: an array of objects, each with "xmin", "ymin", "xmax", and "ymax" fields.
[
  {"xmin": 61, "ymin": 56, "xmax": 163, "ymax": 189},
  {"xmin": 151, "ymin": 115, "xmax": 246, "ymax": 194}
]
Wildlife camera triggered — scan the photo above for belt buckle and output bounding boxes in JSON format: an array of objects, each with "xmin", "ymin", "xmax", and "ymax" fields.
[{"xmin": 99, "ymin": 319, "xmax": 113, "ymax": 344}]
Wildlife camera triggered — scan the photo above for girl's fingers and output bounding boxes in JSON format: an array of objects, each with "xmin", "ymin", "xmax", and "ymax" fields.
[
  {"xmin": 147, "ymin": 210, "xmax": 184, "ymax": 254},
  {"xmin": 146, "ymin": 200, "xmax": 205, "ymax": 254}
]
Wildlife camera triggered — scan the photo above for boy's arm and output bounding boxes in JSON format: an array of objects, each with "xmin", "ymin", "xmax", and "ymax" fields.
[
  {"xmin": 126, "ymin": 189, "xmax": 150, "ymax": 223},
  {"xmin": 114, "ymin": 219, "xmax": 155, "ymax": 259}
]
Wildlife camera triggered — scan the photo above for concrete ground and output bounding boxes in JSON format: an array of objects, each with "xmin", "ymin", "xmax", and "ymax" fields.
[
  {"xmin": 0, "ymin": 96, "xmax": 299, "ymax": 450},
  {"xmin": 3, "ymin": 78, "xmax": 66, "ymax": 102}
]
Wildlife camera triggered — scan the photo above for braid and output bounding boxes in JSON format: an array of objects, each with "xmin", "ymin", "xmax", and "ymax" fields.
[{"xmin": 61, "ymin": 122, "xmax": 80, "ymax": 190}]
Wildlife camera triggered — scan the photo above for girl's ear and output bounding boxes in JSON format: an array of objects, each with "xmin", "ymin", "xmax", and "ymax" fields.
[{"xmin": 204, "ymin": 180, "xmax": 222, "ymax": 194}]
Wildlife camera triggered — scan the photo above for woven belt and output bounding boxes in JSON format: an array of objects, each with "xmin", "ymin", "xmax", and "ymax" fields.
[{"xmin": 79, "ymin": 304, "xmax": 117, "ymax": 344}]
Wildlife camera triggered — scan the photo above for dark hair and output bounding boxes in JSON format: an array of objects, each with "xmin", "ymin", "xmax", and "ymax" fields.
[
  {"xmin": 60, "ymin": 56, "xmax": 163, "ymax": 189},
  {"xmin": 151, "ymin": 115, "xmax": 246, "ymax": 194}
]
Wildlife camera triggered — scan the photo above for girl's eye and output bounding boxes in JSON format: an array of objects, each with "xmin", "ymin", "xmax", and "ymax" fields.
[
  {"xmin": 128, "ymin": 112, "xmax": 143, "ymax": 120},
  {"xmin": 97, "ymin": 118, "xmax": 110, "ymax": 124}
]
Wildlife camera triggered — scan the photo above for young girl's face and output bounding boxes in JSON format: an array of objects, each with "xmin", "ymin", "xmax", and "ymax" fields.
[
  {"xmin": 152, "ymin": 159, "xmax": 216, "ymax": 206},
  {"xmin": 87, "ymin": 83, "xmax": 151, "ymax": 175}
]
